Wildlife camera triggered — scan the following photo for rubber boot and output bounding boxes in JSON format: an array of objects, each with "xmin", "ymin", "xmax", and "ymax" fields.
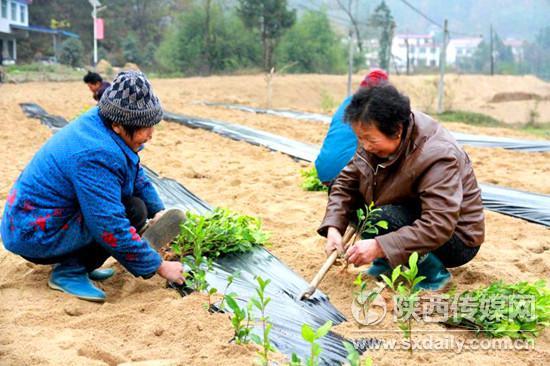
[
  {"xmin": 416, "ymin": 253, "xmax": 451, "ymax": 291},
  {"xmin": 48, "ymin": 262, "xmax": 106, "ymax": 302},
  {"xmin": 365, "ymin": 258, "xmax": 392, "ymax": 278},
  {"xmin": 89, "ymin": 268, "xmax": 116, "ymax": 281}
]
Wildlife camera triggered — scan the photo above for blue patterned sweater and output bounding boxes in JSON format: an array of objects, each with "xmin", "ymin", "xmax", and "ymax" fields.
[
  {"xmin": 314, "ymin": 96, "xmax": 358, "ymax": 183},
  {"xmin": 0, "ymin": 107, "xmax": 164, "ymax": 276}
]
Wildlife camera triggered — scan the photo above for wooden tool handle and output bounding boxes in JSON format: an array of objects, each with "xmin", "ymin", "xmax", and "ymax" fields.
[
  {"xmin": 306, "ymin": 250, "xmax": 339, "ymax": 292},
  {"xmin": 300, "ymin": 226, "xmax": 357, "ymax": 300}
]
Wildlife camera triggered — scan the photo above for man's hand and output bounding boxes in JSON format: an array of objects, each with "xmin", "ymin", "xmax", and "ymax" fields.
[
  {"xmin": 346, "ymin": 239, "xmax": 385, "ymax": 266},
  {"xmin": 157, "ymin": 260, "xmax": 186, "ymax": 285},
  {"xmin": 325, "ymin": 227, "xmax": 344, "ymax": 256},
  {"xmin": 148, "ymin": 209, "xmax": 166, "ymax": 227}
]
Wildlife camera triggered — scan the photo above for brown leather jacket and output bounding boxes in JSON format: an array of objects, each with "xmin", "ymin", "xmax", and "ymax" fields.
[{"xmin": 318, "ymin": 111, "xmax": 485, "ymax": 267}]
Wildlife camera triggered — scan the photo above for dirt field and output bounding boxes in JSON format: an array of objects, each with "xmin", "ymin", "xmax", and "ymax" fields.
[{"xmin": 0, "ymin": 74, "xmax": 549, "ymax": 365}]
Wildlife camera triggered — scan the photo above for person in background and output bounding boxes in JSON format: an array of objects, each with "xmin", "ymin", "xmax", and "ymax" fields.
[
  {"xmin": 1, "ymin": 71, "xmax": 185, "ymax": 302},
  {"xmin": 83, "ymin": 71, "xmax": 111, "ymax": 102},
  {"xmin": 318, "ymin": 83, "xmax": 485, "ymax": 291},
  {"xmin": 315, "ymin": 69, "xmax": 389, "ymax": 186}
]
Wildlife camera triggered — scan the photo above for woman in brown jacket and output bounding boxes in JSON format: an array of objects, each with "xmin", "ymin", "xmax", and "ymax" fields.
[{"xmin": 318, "ymin": 83, "xmax": 485, "ymax": 290}]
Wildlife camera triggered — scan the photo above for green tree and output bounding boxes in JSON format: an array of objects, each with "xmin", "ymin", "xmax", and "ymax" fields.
[
  {"xmin": 121, "ymin": 33, "xmax": 142, "ymax": 65},
  {"xmin": 99, "ymin": 0, "xmax": 171, "ymax": 67},
  {"xmin": 370, "ymin": 0, "xmax": 395, "ymax": 71},
  {"xmin": 461, "ymin": 32, "xmax": 515, "ymax": 74},
  {"xmin": 237, "ymin": 0, "xmax": 296, "ymax": 72},
  {"xmin": 155, "ymin": 3, "xmax": 260, "ymax": 75},
  {"xmin": 276, "ymin": 10, "xmax": 346, "ymax": 74},
  {"xmin": 523, "ymin": 26, "xmax": 550, "ymax": 80},
  {"xmin": 18, "ymin": 0, "xmax": 176, "ymax": 67},
  {"xmin": 59, "ymin": 38, "xmax": 84, "ymax": 67}
]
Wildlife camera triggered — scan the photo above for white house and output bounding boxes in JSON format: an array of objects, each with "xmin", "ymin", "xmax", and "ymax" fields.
[
  {"xmin": 503, "ymin": 38, "xmax": 524, "ymax": 63},
  {"xmin": 0, "ymin": 0, "xmax": 30, "ymax": 64},
  {"xmin": 446, "ymin": 37, "xmax": 483, "ymax": 66},
  {"xmin": 391, "ymin": 33, "xmax": 440, "ymax": 73}
]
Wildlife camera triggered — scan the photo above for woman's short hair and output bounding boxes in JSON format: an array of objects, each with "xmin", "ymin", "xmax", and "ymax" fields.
[
  {"xmin": 83, "ymin": 71, "xmax": 103, "ymax": 84},
  {"xmin": 344, "ymin": 83, "xmax": 411, "ymax": 138}
]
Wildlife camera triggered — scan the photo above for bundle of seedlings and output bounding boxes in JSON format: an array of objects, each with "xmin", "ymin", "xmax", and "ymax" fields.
[
  {"xmin": 171, "ymin": 207, "xmax": 269, "ymax": 292},
  {"xmin": 444, "ymin": 280, "xmax": 550, "ymax": 339}
]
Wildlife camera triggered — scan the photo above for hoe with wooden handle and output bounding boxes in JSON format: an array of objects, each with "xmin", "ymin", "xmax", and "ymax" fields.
[{"xmin": 299, "ymin": 227, "xmax": 357, "ymax": 301}]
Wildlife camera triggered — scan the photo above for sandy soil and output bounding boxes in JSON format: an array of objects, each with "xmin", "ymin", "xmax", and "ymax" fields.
[
  {"xmin": 0, "ymin": 75, "xmax": 549, "ymax": 365},
  {"xmin": 151, "ymin": 73, "xmax": 550, "ymax": 125}
]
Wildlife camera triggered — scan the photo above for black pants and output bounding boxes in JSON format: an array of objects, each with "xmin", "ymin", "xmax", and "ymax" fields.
[
  {"xmin": 24, "ymin": 197, "xmax": 149, "ymax": 272},
  {"xmin": 361, "ymin": 204, "xmax": 479, "ymax": 268}
]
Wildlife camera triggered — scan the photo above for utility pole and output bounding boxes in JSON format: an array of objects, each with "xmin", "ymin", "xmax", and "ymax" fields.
[
  {"xmin": 347, "ymin": 28, "xmax": 353, "ymax": 96},
  {"xmin": 88, "ymin": 0, "xmax": 105, "ymax": 67},
  {"xmin": 489, "ymin": 24, "xmax": 494, "ymax": 75},
  {"xmin": 437, "ymin": 19, "xmax": 449, "ymax": 114}
]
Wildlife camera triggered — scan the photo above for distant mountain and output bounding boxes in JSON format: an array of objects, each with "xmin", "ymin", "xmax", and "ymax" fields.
[{"xmin": 290, "ymin": 0, "xmax": 550, "ymax": 41}]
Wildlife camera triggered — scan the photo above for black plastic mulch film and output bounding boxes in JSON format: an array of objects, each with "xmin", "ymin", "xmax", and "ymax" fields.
[
  {"xmin": 20, "ymin": 103, "xmax": 376, "ymax": 365},
  {"xmin": 162, "ymin": 110, "xmax": 550, "ymax": 227},
  {"xmin": 202, "ymin": 102, "xmax": 550, "ymax": 153},
  {"xmin": 19, "ymin": 103, "xmax": 550, "ymax": 364}
]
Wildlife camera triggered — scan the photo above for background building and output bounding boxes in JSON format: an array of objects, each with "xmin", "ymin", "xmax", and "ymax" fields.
[{"xmin": 0, "ymin": 0, "xmax": 30, "ymax": 64}]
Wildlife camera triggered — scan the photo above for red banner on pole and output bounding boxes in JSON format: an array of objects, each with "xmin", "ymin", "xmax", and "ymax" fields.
[{"xmin": 95, "ymin": 18, "xmax": 104, "ymax": 40}]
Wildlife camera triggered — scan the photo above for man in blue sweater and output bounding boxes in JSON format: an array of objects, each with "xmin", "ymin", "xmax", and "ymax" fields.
[
  {"xmin": 315, "ymin": 69, "xmax": 388, "ymax": 185},
  {"xmin": 1, "ymin": 71, "xmax": 185, "ymax": 302}
]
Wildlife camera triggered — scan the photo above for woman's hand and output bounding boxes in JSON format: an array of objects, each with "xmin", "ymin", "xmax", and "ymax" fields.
[
  {"xmin": 346, "ymin": 239, "xmax": 385, "ymax": 266},
  {"xmin": 157, "ymin": 260, "xmax": 186, "ymax": 285},
  {"xmin": 325, "ymin": 227, "xmax": 344, "ymax": 256}
]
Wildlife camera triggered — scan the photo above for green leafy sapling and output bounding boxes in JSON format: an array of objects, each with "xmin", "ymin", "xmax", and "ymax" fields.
[
  {"xmin": 291, "ymin": 320, "xmax": 333, "ymax": 366},
  {"xmin": 171, "ymin": 208, "xmax": 268, "ymax": 294},
  {"xmin": 173, "ymin": 207, "xmax": 269, "ymax": 259},
  {"xmin": 353, "ymin": 273, "xmax": 384, "ymax": 323},
  {"xmin": 340, "ymin": 202, "xmax": 388, "ymax": 270},
  {"xmin": 300, "ymin": 167, "xmax": 328, "ymax": 192},
  {"xmin": 180, "ymin": 236, "xmax": 213, "ymax": 292},
  {"xmin": 380, "ymin": 252, "xmax": 426, "ymax": 354},
  {"xmin": 225, "ymin": 293, "xmax": 253, "ymax": 344},
  {"xmin": 250, "ymin": 276, "xmax": 277, "ymax": 366},
  {"xmin": 355, "ymin": 202, "xmax": 388, "ymax": 241},
  {"xmin": 218, "ymin": 271, "xmax": 240, "ymax": 312},
  {"xmin": 446, "ymin": 280, "xmax": 550, "ymax": 339},
  {"xmin": 343, "ymin": 342, "xmax": 373, "ymax": 366}
]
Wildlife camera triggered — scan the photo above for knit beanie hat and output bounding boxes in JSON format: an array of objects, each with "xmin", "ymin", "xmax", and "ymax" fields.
[
  {"xmin": 98, "ymin": 70, "xmax": 163, "ymax": 128},
  {"xmin": 359, "ymin": 68, "xmax": 389, "ymax": 88}
]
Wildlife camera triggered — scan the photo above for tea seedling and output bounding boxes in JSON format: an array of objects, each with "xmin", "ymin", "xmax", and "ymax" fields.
[
  {"xmin": 291, "ymin": 320, "xmax": 333, "ymax": 366},
  {"xmin": 343, "ymin": 341, "xmax": 373, "ymax": 366},
  {"xmin": 173, "ymin": 207, "xmax": 269, "ymax": 259},
  {"xmin": 380, "ymin": 252, "xmax": 425, "ymax": 354},
  {"xmin": 341, "ymin": 202, "xmax": 388, "ymax": 269},
  {"xmin": 355, "ymin": 202, "xmax": 388, "ymax": 240},
  {"xmin": 445, "ymin": 280, "xmax": 550, "ymax": 339},
  {"xmin": 353, "ymin": 273, "xmax": 384, "ymax": 323},
  {"xmin": 250, "ymin": 276, "xmax": 277, "ymax": 366},
  {"xmin": 172, "ymin": 208, "xmax": 268, "ymax": 292},
  {"xmin": 179, "ymin": 232, "xmax": 213, "ymax": 292},
  {"xmin": 218, "ymin": 271, "xmax": 240, "ymax": 312},
  {"xmin": 300, "ymin": 167, "xmax": 328, "ymax": 192},
  {"xmin": 225, "ymin": 293, "xmax": 253, "ymax": 344}
]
